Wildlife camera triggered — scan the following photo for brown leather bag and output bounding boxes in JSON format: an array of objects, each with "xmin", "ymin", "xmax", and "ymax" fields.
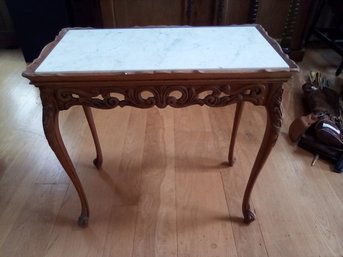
[
  {"xmin": 289, "ymin": 72, "xmax": 343, "ymax": 146},
  {"xmin": 289, "ymin": 113, "xmax": 319, "ymax": 142},
  {"xmin": 302, "ymin": 76, "xmax": 343, "ymax": 147},
  {"xmin": 291, "ymin": 72, "xmax": 343, "ymax": 172}
]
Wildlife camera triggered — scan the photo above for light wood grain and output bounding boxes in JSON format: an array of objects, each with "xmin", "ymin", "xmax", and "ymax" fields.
[
  {"xmin": 208, "ymin": 105, "xmax": 269, "ymax": 257},
  {"xmin": 1, "ymin": 47, "xmax": 343, "ymax": 257},
  {"xmin": 174, "ymin": 106, "xmax": 238, "ymax": 257},
  {"xmin": 132, "ymin": 107, "xmax": 177, "ymax": 257}
]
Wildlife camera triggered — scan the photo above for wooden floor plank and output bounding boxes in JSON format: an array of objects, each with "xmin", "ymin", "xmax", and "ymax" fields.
[
  {"xmin": 0, "ymin": 139, "xmax": 66, "ymax": 252},
  {"xmin": 102, "ymin": 206, "xmax": 138, "ymax": 257},
  {"xmin": 0, "ymin": 183, "xmax": 68, "ymax": 257},
  {"xmin": 132, "ymin": 107, "xmax": 177, "ymax": 257},
  {"xmin": 208, "ymin": 105, "xmax": 269, "ymax": 257},
  {"xmin": 175, "ymin": 107, "xmax": 238, "ymax": 257},
  {"xmin": 254, "ymin": 114, "xmax": 343, "ymax": 257},
  {"xmin": 100, "ymin": 108, "xmax": 147, "ymax": 257}
]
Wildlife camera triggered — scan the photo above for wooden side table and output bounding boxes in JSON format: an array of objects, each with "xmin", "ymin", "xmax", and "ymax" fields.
[{"xmin": 23, "ymin": 25, "xmax": 298, "ymax": 227}]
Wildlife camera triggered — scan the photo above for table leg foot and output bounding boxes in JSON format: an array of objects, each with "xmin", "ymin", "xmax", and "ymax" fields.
[
  {"xmin": 78, "ymin": 213, "xmax": 89, "ymax": 227},
  {"xmin": 93, "ymin": 157, "xmax": 102, "ymax": 169},
  {"xmin": 228, "ymin": 157, "xmax": 236, "ymax": 167},
  {"xmin": 243, "ymin": 207, "xmax": 256, "ymax": 224}
]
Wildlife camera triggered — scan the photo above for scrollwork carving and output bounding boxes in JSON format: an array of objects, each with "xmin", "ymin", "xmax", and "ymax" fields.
[
  {"xmin": 55, "ymin": 84, "xmax": 267, "ymax": 110},
  {"xmin": 265, "ymin": 83, "xmax": 284, "ymax": 147},
  {"xmin": 40, "ymin": 89, "xmax": 59, "ymax": 145},
  {"xmin": 267, "ymin": 84, "xmax": 283, "ymax": 130}
]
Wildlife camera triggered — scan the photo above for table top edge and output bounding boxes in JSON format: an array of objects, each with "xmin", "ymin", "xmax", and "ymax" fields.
[{"xmin": 22, "ymin": 24, "xmax": 299, "ymax": 81}]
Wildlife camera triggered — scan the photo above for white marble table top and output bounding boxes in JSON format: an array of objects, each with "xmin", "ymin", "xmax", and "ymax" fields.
[{"xmin": 36, "ymin": 26, "xmax": 290, "ymax": 74}]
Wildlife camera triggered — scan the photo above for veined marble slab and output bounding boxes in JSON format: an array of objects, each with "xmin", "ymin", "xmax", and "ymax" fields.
[{"xmin": 36, "ymin": 26, "xmax": 290, "ymax": 73}]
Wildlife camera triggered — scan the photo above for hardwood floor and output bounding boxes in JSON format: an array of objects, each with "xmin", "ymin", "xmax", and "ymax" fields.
[{"xmin": 1, "ymin": 47, "xmax": 343, "ymax": 257}]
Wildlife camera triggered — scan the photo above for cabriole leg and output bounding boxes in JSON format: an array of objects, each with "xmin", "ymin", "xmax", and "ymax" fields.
[
  {"xmin": 242, "ymin": 84, "xmax": 283, "ymax": 223},
  {"xmin": 41, "ymin": 90, "xmax": 89, "ymax": 227}
]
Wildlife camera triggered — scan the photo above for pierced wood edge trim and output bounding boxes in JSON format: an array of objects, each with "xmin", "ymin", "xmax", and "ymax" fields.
[{"xmin": 54, "ymin": 83, "xmax": 269, "ymax": 110}]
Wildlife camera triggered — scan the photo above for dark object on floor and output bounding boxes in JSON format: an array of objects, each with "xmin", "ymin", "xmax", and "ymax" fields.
[
  {"xmin": 289, "ymin": 71, "xmax": 343, "ymax": 172},
  {"xmin": 289, "ymin": 113, "xmax": 319, "ymax": 142},
  {"xmin": 334, "ymin": 153, "xmax": 343, "ymax": 173},
  {"xmin": 298, "ymin": 127, "xmax": 343, "ymax": 173},
  {"xmin": 315, "ymin": 117, "xmax": 343, "ymax": 147}
]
